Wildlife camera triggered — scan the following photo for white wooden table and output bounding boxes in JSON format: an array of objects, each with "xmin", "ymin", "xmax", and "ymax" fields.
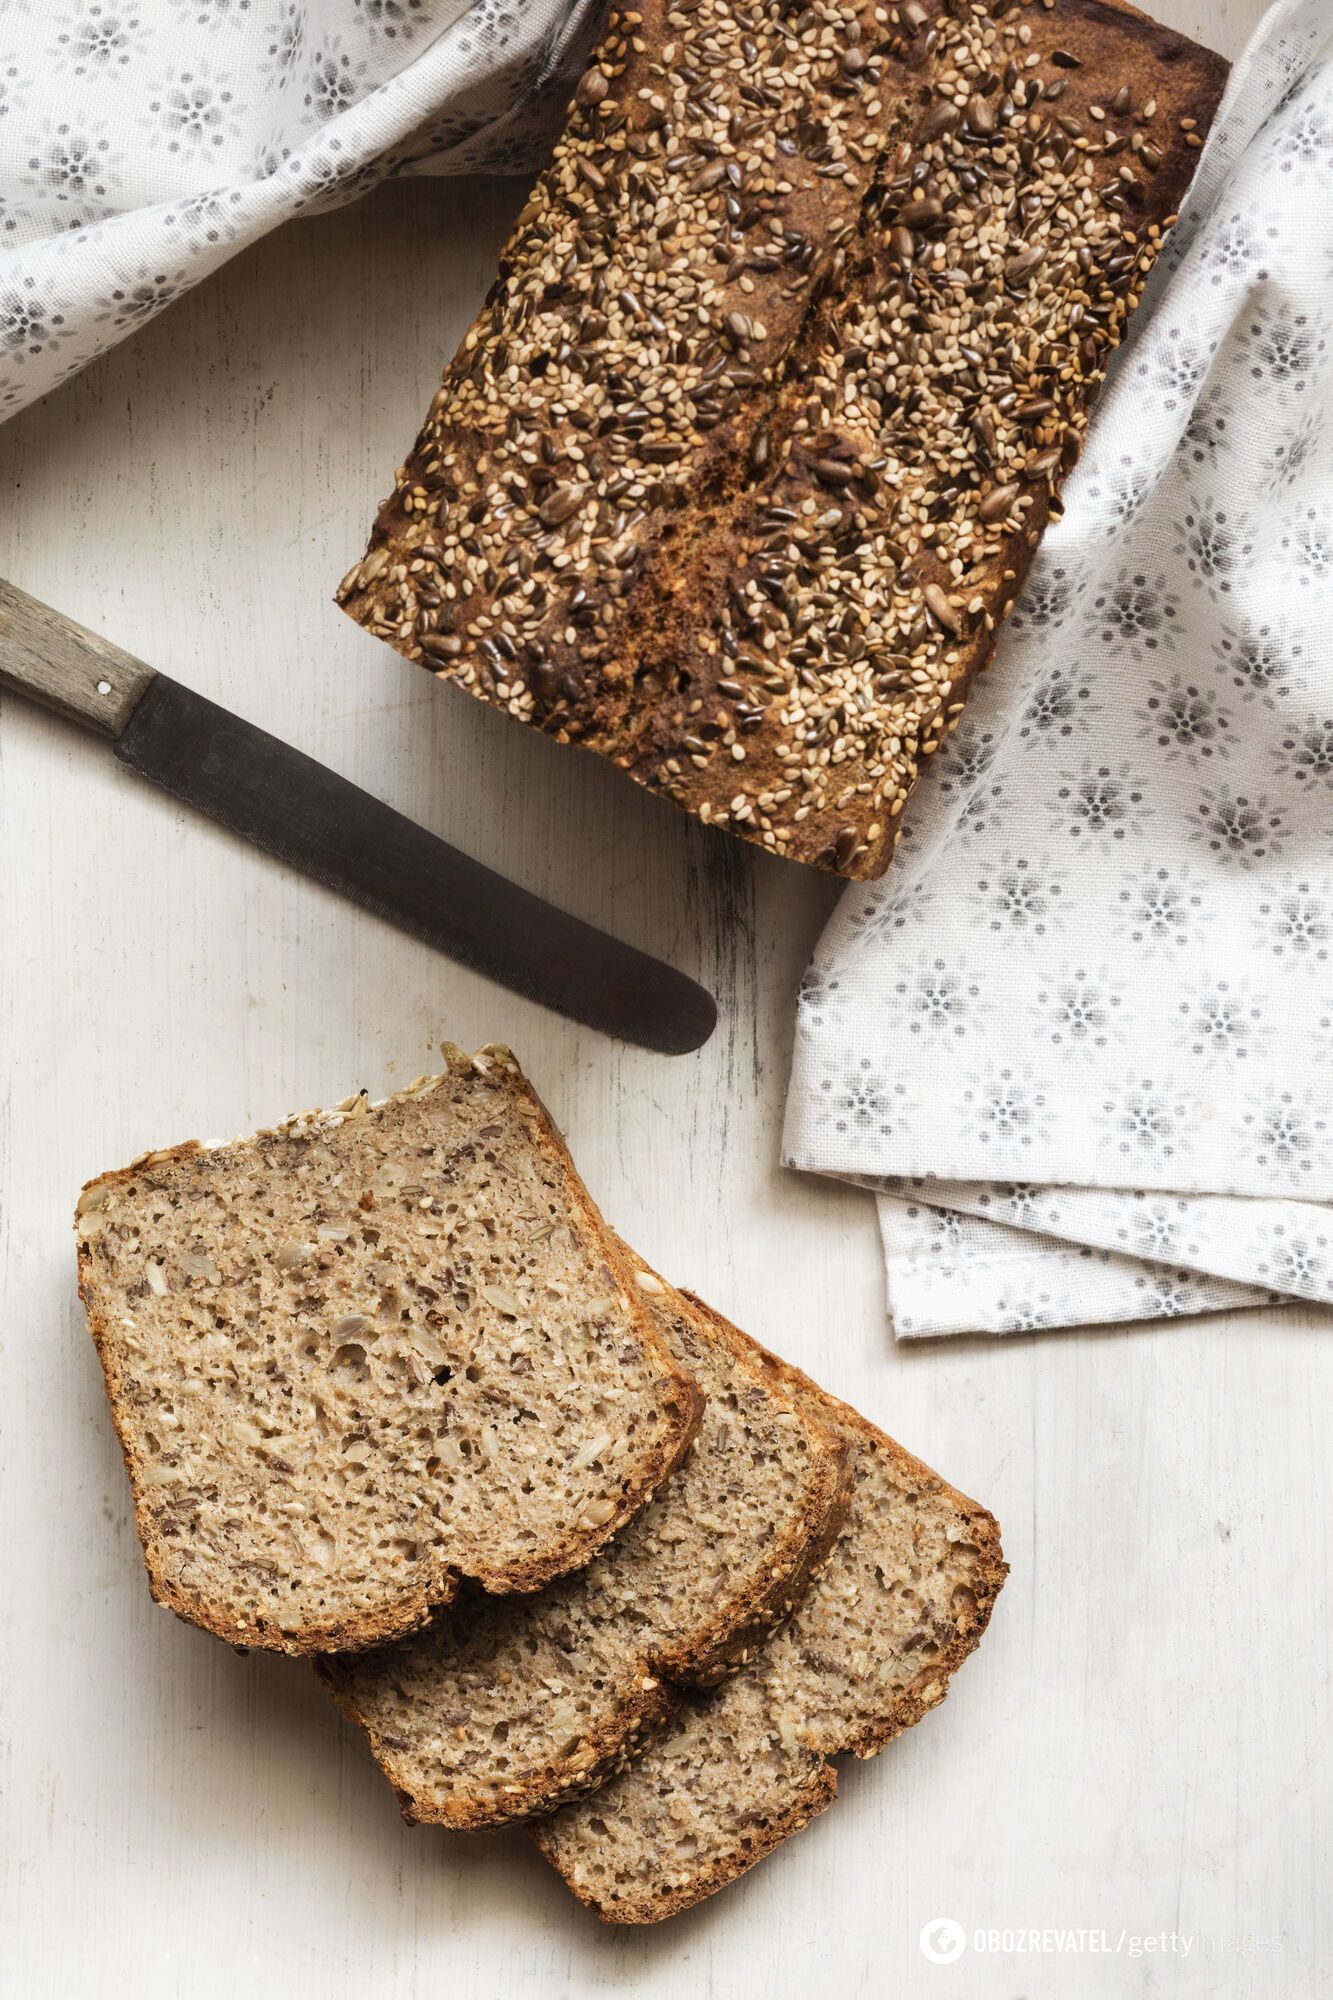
[{"xmin": 4, "ymin": 3, "xmax": 1328, "ymax": 1993}]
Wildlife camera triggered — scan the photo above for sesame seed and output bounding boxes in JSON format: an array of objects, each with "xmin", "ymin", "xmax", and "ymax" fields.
[{"xmin": 338, "ymin": 0, "xmax": 1210, "ymax": 877}]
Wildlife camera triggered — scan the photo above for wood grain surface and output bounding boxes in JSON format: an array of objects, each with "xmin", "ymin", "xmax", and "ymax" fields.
[{"xmin": 2, "ymin": 2, "xmax": 1328, "ymax": 1995}]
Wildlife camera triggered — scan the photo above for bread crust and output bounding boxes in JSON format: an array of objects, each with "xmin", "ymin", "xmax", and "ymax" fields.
[
  {"xmin": 338, "ymin": 0, "xmax": 1227, "ymax": 878},
  {"xmin": 76, "ymin": 1048, "xmax": 703, "ymax": 1657},
  {"xmin": 533, "ymin": 1310, "xmax": 1007, "ymax": 1920},
  {"xmin": 317, "ymin": 1264, "xmax": 855, "ymax": 1826}
]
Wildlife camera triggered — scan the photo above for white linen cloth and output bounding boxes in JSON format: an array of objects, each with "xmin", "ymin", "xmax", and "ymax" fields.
[
  {"xmin": 784, "ymin": 0, "xmax": 1333, "ymax": 1337},
  {"xmin": 0, "ymin": 0, "xmax": 602, "ymax": 421}
]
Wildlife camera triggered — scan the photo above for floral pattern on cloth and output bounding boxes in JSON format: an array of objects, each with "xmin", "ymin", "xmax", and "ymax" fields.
[
  {"xmin": 0, "ymin": 0, "xmax": 604, "ymax": 418},
  {"xmin": 783, "ymin": 0, "xmax": 1333, "ymax": 1338}
]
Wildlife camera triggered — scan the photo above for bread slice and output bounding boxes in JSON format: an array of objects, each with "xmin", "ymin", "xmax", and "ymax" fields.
[
  {"xmin": 317, "ymin": 1258, "xmax": 854, "ymax": 1825},
  {"xmin": 535, "ymin": 1316, "xmax": 1006, "ymax": 1920},
  {"xmin": 75, "ymin": 1047, "xmax": 703, "ymax": 1656}
]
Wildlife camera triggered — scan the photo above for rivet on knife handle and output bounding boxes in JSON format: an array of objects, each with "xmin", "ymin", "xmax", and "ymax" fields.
[{"xmin": 0, "ymin": 576, "xmax": 156, "ymax": 739}]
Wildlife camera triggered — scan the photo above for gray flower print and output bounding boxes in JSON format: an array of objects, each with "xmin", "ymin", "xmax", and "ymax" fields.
[
  {"xmin": 1212, "ymin": 621, "xmax": 1298, "ymax": 708},
  {"xmin": 1191, "ymin": 787, "xmax": 1288, "ymax": 868},
  {"xmin": 796, "ymin": 964, "xmax": 850, "ymax": 1037},
  {"xmin": 1049, "ymin": 763, "xmax": 1149, "ymax": 849},
  {"xmin": 304, "ymin": 41, "xmax": 369, "ymax": 121},
  {"xmin": 1134, "ymin": 1271, "xmax": 1207, "ymax": 1318},
  {"xmin": 1241, "ymin": 301, "xmax": 1323, "ymax": 390},
  {"xmin": 1266, "ymin": 405, "xmax": 1327, "ymax": 493},
  {"xmin": 1032, "ymin": 965, "xmax": 1124, "ymax": 1053},
  {"xmin": 959, "ymin": 1068, "xmax": 1050, "ymax": 1152},
  {"xmin": 1206, "ymin": 210, "xmax": 1266, "ymax": 288},
  {"xmin": 870, "ymin": 875, "xmax": 940, "ymax": 938},
  {"xmin": 1272, "ymin": 715, "xmax": 1333, "ymax": 788},
  {"xmin": 817, "ymin": 1059, "xmax": 909, "ymax": 1148},
  {"xmin": 937, "ymin": 725, "xmax": 1011, "ymax": 845},
  {"xmin": 1279, "ymin": 91, "xmax": 1333, "ymax": 175},
  {"xmin": 1135, "ymin": 675, "xmax": 1231, "ymax": 764},
  {"xmin": 1098, "ymin": 1077, "xmax": 1196, "ymax": 1164},
  {"xmin": 982, "ymin": 1183, "xmax": 1047, "ymax": 1228},
  {"xmin": 1252, "ymin": 882, "xmax": 1330, "ymax": 964},
  {"xmin": 1018, "ymin": 664, "xmax": 1097, "ymax": 745},
  {"xmin": 1256, "ymin": 1232, "xmax": 1329, "ymax": 1297},
  {"xmin": 1237, "ymin": 1092, "xmax": 1325, "ymax": 1177},
  {"xmin": 1282, "ymin": 506, "xmax": 1333, "ymax": 588},
  {"xmin": 169, "ymin": 0, "xmax": 251, "ymax": 28},
  {"xmin": 1148, "ymin": 327, "xmax": 1215, "ymax": 410},
  {"xmin": 144, "ymin": 68, "xmax": 240, "ymax": 155},
  {"xmin": 1175, "ymin": 979, "xmax": 1267, "ymax": 1069},
  {"xmin": 265, "ymin": 5, "xmax": 305, "ymax": 84},
  {"xmin": 933, "ymin": 721, "xmax": 996, "ymax": 796},
  {"xmin": 954, "ymin": 776, "xmax": 1014, "ymax": 847},
  {"xmin": 0, "ymin": 274, "xmax": 68, "ymax": 363},
  {"xmin": 894, "ymin": 956, "xmax": 985, "ymax": 1040},
  {"xmin": 1183, "ymin": 382, "xmax": 1232, "ymax": 467},
  {"xmin": 995, "ymin": 1295, "xmax": 1063, "ymax": 1335},
  {"xmin": 0, "ymin": 196, "xmax": 43, "ymax": 251},
  {"xmin": 907, "ymin": 1205, "xmax": 966, "ymax": 1256},
  {"xmin": 1090, "ymin": 569, "xmax": 1180, "ymax": 654},
  {"xmin": 22, "ymin": 122, "xmax": 121, "ymax": 206},
  {"xmin": 355, "ymin": 0, "xmax": 427, "ymax": 40},
  {"xmin": 1084, "ymin": 455, "xmax": 1151, "ymax": 535},
  {"xmin": 1008, "ymin": 564, "xmax": 1072, "ymax": 634},
  {"xmin": 1125, "ymin": 1202, "xmax": 1186, "ymax": 1262},
  {"xmin": 970, "ymin": 856, "xmax": 1066, "ymax": 942},
  {"xmin": 1112, "ymin": 863, "xmax": 1212, "ymax": 954},
  {"xmin": 0, "ymin": 53, "xmax": 27, "ymax": 124},
  {"xmin": 51, "ymin": 8, "xmax": 147, "ymax": 74},
  {"xmin": 1175, "ymin": 498, "xmax": 1251, "ymax": 598},
  {"xmin": 95, "ymin": 264, "xmax": 189, "ymax": 328},
  {"xmin": 285, "ymin": 145, "xmax": 398, "ymax": 216},
  {"xmin": 162, "ymin": 187, "xmax": 246, "ymax": 251}
]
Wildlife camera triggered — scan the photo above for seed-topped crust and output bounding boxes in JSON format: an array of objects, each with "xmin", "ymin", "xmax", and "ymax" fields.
[{"xmin": 338, "ymin": 0, "xmax": 1227, "ymax": 877}]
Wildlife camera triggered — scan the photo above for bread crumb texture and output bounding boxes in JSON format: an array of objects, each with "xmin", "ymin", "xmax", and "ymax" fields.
[
  {"xmin": 535, "ymin": 1345, "xmax": 1007, "ymax": 1921},
  {"xmin": 75, "ymin": 1048, "xmax": 702, "ymax": 1655},
  {"xmin": 318, "ymin": 1267, "xmax": 853, "ymax": 1826}
]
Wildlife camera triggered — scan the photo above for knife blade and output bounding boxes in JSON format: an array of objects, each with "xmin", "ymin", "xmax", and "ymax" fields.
[{"xmin": 0, "ymin": 577, "xmax": 716, "ymax": 1054}]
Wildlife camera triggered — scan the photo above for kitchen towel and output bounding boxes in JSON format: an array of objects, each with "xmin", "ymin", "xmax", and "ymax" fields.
[
  {"xmin": 784, "ymin": 0, "xmax": 1333, "ymax": 1337},
  {"xmin": 0, "ymin": 0, "xmax": 603, "ymax": 422}
]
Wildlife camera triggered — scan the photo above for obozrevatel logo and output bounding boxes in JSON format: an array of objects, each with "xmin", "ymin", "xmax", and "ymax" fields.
[{"xmin": 920, "ymin": 1918, "xmax": 967, "ymax": 1964}]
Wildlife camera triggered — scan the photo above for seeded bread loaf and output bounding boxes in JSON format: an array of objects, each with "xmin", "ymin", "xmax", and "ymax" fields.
[
  {"xmin": 76, "ymin": 1047, "xmax": 703, "ymax": 1655},
  {"xmin": 317, "ymin": 1258, "xmax": 854, "ymax": 1824},
  {"xmin": 337, "ymin": 0, "xmax": 1227, "ymax": 879},
  {"xmin": 535, "ymin": 1317, "xmax": 1006, "ymax": 1920}
]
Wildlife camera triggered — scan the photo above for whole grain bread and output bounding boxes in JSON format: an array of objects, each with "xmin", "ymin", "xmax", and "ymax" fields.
[
  {"xmin": 76, "ymin": 1047, "xmax": 703, "ymax": 1656},
  {"xmin": 337, "ymin": 0, "xmax": 1227, "ymax": 879},
  {"xmin": 317, "ymin": 1257, "xmax": 853, "ymax": 1825},
  {"xmin": 535, "ymin": 1310, "xmax": 1006, "ymax": 1920}
]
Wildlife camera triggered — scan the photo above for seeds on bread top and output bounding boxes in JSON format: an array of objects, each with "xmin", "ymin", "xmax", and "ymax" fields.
[{"xmin": 339, "ymin": 0, "xmax": 1226, "ymax": 876}]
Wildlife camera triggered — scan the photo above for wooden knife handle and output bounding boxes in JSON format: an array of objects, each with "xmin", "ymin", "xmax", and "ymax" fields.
[{"xmin": 0, "ymin": 577, "xmax": 156, "ymax": 739}]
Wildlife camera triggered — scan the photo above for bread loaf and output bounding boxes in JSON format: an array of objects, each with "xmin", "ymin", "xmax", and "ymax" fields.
[
  {"xmin": 535, "ymin": 1313, "xmax": 1006, "ymax": 1919},
  {"xmin": 318, "ymin": 1259, "xmax": 853, "ymax": 1825},
  {"xmin": 338, "ymin": 0, "xmax": 1227, "ymax": 877},
  {"xmin": 76, "ymin": 1047, "xmax": 703, "ymax": 1655}
]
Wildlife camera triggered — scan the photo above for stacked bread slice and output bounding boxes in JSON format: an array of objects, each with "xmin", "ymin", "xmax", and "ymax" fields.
[
  {"xmin": 78, "ymin": 1046, "xmax": 1005, "ymax": 1918},
  {"xmin": 75, "ymin": 1046, "xmax": 704, "ymax": 1654},
  {"xmin": 317, "ymin": 1250, "xmax": 855, "ymax": 1826}
]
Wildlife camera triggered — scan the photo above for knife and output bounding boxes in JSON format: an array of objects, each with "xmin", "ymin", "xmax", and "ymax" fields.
[{"xmin": 0, "ymin": 578, "xmax": 716, "ymax": 1054}]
